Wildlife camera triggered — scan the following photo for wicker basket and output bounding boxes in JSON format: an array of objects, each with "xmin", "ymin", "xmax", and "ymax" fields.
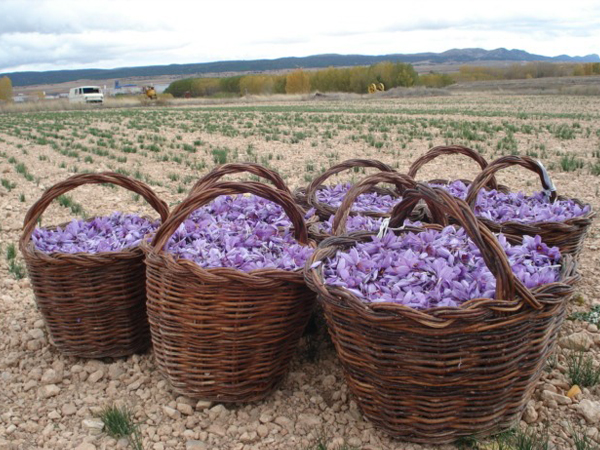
[
  {"xmin": 294, "ymin": 159, "xmax": 397, "ymax": 219},
  {"xmin": 305, "ymin": 178, "xmax": 578, "ymax": 444},
  {"xmin": 191, "ymin": 162, "xmax": 292, "ymax": 195},
  {"xmin": 465, "ymin": 155, "xmax": 595, "ymax": 258},
  {"xmin": 310, "ymin": 171, "xmax": 418, "ymax": 241},
  {"xmin": 20, "ymin": 172, "xmax": 169, "ymax": 358},
  {"xmin": 143, "ymin": 181, "xmax": 315, "ymax": 402},
  {"xmin": 408, "ymin": 144, "xmax": 507, "ymax": 192}
]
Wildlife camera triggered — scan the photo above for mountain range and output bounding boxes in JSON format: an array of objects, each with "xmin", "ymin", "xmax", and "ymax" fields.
[{"xmin": 3, "ymin": 48, "xmax": 599, "ymax": 87}]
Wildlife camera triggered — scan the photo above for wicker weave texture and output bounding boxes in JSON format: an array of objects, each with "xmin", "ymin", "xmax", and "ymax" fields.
[
  {"xmin": 466, "ymin": 155, "xmax": 595, "ymax": 257},
  {"xmin": 305, "ymin": 180, "xmax": 578, "ymax": 443},
  {"xmin": 408, "ymin": 145, "xmax": 501, "ymax": 190},
  {"xmin": 20, "ymin": 172, "xmax": 169, "ymax": 358},
  {"xmin": 294, "ymin": 159, "xmax": 397, "ymax": 219},
  {"xmin": 144, "ymin": 181, "xmax": 315, "ymax": 402}
]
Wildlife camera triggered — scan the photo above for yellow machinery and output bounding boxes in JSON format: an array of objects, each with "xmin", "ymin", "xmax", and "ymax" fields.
[
  {"xmin": 368, "ymin": 82, "xmax": 385, "ymax": 94},
  {"xmin": 142, "ymin": 86, "xmax": 157, "ymax": 100}
]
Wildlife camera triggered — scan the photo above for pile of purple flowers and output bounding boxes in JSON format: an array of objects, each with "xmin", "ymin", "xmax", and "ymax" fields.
[
  {"xmin": 315, "ymin": 183, "xmax": 400, "ymax": 213},
  {"xmin": 165, "ymin": 194, "xmax": 313, "ymax": 272},
  {"xmin": 317, "ymin": 214, "xmax": 386, "ymax": 234},
  {"xmin": 321, "ymin": 226, "xmax": 561, "ymax": 309},
  {"xmin": 32, "ymin": 213, "xmax": 160, "ymax": 253},
  {"xmin": 436, "ymin": 180, "xmax": 590, "ymax": 223}
]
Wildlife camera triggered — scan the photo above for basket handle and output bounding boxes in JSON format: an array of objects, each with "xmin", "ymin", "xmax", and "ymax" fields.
[
  {"xmin": 21, "ymin": 172, "xmax": 169, "ymax": 246},
  {"xmin": 390, "ymin": 183, "xmax": 542, "ymax": 310},
  {"xmin": 408, "ymin": 145, "xmax": 498, "ymax": 190},
  {"xmin": 151, "ymin": 181, "xmax": 309, "ymax": 250},
  {"xmin": 305, "ymin": 159, "xmax": 396, "ymax": 209},
  {"xmin": 190, "ymin": 162, "xmax": 291, "ymax": 195},
  {"xmin": 465, "ymin": 155, "xmax": 557, "ymax": 207},
  {"xmin": 331, "ymin": 172, "xmax": 417, "ymax": 235}
]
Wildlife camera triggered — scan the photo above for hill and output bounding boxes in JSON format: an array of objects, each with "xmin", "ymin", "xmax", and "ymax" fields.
[{"xmin": 3, "ymin": 48, "xmax": 599, "ymax": 87}]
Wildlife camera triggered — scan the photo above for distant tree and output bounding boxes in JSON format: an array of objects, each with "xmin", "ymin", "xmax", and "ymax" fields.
[
  {"xmin": 0, "ymin": 76, "xmax": 13, "ymax": 102},
  {"xmin": 191, "ymin": 78, "xmax": 221, "ymax": 97},
  {"xmin": 285, "ymin": 70, "xmax": 310, "ymax": 94},
  {"xmin": 239, "ymin": 75, "xmax": 274, "ymax": 95},
  {"xmin": 165, "ymin": 78, "xmax": 194, "ymax": 97}
]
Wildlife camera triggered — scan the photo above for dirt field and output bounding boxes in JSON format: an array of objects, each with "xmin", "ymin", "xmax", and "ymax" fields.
[{"xmin": 1, "ymin": 93, "xmax": 599, "ymax": 450}]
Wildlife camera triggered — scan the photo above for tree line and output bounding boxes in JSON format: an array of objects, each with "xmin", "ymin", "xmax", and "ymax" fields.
[{"xmin": 165, "ymin": 62, "xmax": 422, "ymax": 97}]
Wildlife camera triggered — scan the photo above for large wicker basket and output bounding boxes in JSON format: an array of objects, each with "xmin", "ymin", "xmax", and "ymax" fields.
[
  {"xmin": 143, "ymin": 181, "xmax": 315, "ymax": 402},
  {"xmin": 465, "ymin": 155, "xmax": 595, "ymax": 258},
  {"xmin": 408, "ymin": 144, "xmax": 507, "ymax": 192},
  {"xmin": 20, "ymin": 172, "xmax": 169, "ymax": 358},
  {"xmin": 305, "ymin": 177, "xmax": 578, "ymax": 444},
  {"xmin": 294, "ymin": 159, "xmax": 398, "ymax": 219}
]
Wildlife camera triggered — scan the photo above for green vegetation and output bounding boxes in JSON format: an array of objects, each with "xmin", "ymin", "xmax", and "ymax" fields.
[
  {"xmin": 560, "ymin": 155, "xmax": 585, "ymax": 172},
  {"xmin": 167, "ymin": 61, "xmax": 419, "ymax": 97},
  {"xmin": 98, "ymin": 405, "xmax": 143, "ymax": 450},
  {"xmin": 57, "ymin": 195, "xmax": 86, "ymax": 216},
  {"xmin": 567, "ymin": 351, "xmax": 600, "ymax": 387},
  {"xmin": 570, "ymin": 305, "xmax": 600, "ymax": 327},
  {"xmin": 6, "ymin": 243, "xmax": 25, "ymax": 280}
]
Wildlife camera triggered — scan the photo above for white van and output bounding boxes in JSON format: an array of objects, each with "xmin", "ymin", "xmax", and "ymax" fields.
[{"xmin": 68, "ymin": 86, "xmax": 104, "ymax": 104}]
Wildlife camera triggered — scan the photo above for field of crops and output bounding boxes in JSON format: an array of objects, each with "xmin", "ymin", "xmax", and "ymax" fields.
[{"xmin": 1, "ymin": 93, "xmax": 600, "ymax": 450}]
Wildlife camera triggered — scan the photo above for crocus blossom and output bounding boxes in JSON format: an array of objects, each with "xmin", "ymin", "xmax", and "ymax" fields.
[
  {"xmin": 434, "ymin": 180, "xmax": 590, "ymax": 223},
  {"xmin": 32, "ymin": 213, "xmax": 160, "ymax": 253},
  {"xmin": 322, "ymin": 226, "xmax": 561, "ymax": 310},
  {"xmin": 165, "ymin": 194, "xmax": 313, "ymax": 272}
]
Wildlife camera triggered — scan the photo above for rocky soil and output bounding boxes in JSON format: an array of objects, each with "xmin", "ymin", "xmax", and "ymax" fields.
[{"xmin": 1, "ymin": 93, "xmax": 599, "ymax": 449}]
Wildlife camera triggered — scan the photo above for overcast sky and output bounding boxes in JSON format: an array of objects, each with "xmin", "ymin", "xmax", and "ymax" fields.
[{"xmin": 1, "ymin": 0, "xmax": 599, "ymax": 73}]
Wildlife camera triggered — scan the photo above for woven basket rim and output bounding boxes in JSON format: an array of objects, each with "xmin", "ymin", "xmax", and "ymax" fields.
[
  {"xmin": 305, "ymin": 225, "xmax": 579, "ymax": 325},
  {"xmin": 143, "ymin": 239, "xmax": 311, "ymax": 282},
  {"xmin": 20, "ymin": 213, "xmax": 161, "ymax": 264}
]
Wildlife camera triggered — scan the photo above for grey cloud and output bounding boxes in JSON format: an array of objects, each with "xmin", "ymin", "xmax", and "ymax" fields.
[
  {"xmin": 0, "ymin": 32, "xmax": 186, "ymax": 71},
  {"xmin": 0, "ymin": 1, "xmax": 171, "ymax": 36}
]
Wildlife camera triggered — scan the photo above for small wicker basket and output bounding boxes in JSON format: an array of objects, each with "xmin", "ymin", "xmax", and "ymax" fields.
[
  {"xmin": 465, "ymin": 155, "xmax": 595, "ymax": 258},
  {"xmin": 143, "ymin": 181, "xmax": 315, "ymax": 402},
  {"xmin": 20, "ymin": 172, "xmax": 169, "ymax": 358}
]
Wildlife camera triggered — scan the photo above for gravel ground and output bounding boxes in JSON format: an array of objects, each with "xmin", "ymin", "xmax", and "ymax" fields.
[{"xmin": 1, "ymin": 93, "xmax": 599, "ymax": 449}]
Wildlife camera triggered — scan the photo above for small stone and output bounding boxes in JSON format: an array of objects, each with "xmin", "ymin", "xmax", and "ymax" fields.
[
  {"xmin": 28, "ymin": 328, "xmax": 44, "ymax": 340},
  {"xmin": 240, "ymin": 431, "xmax": 258, "ymax": 442},
  {"xmin": 41, "ymin": 368, "xmax": 62, "ymax": 384},
  {"xmin": 48, "ymin": 410, "xmax": 61, "ymax": 420},
  {"xmin": 560, "ymin": 332, "xmax": 594, "ymax": 351},
  {"xmin": 567, "ymin": 385, "xmax": 582, "ymax": 400},
  {"xmin": 163, "ymin": 406, "xmax": 181, "ymax": 419},
  {"xmin": 578, "ymin": 399, "xmax": 600, "ymax": 423},
  {"xmin": 257, "ymin": 424, "xmax": 269, "ymax": 437},
  {"xmin": 177, "ymin": 403, "xmax": 194, "ymax": 416},
  {"xmin": 322, "ymin": 374, "xmax": 336, "ymax": 388},
  {"xmin": 82, "ymin": 418, "xmax": 104, "ymax": 434},
  {"xmin": 208, "ymin": 424, "xmax": 226, "ymax": 437},
  {"xmin": 186, "ymin": 441, "xmax": 207, "ymax": 450},
  {"xmin": 274, "ymin": 416, "xmax": 293, "ymax": 429},
  {"xmin": 87, "ymin": 369, "xmax": 104, "ymax": 383},
  {"xmin": 62, "ymin": 403, "xmax": 77, "ymax": 416},
  {"xmin": 348, "ymin": 437, "xmax": 362, "ymax": 448},
  {"xmin": 541, "ymin": 390, "xmax": 571, "ymax": 405},
  {"xmin": 522, "ymin": 401, "xmax": 538, "ymax": 424},
  {"xmin": 195, "ymin": 400, "xmax": 213, "ymax": 410},
  {"xmin": 108, "ymin": 364, "xmax": 125, "ymax": 380},
  {"xmin": 23, "ymin": 380, "xmax": 37, "ymax": 392},
  {"xmin": 297, "ymin": 413, "xmax": 322, "ymax": 429},
  {"xmin": 74, "ymin": 444, "xmax": 96, "ymax": 450},
  {"xmin": 40, "ymin": 384, "xmax": 60, "ymax": 398}
]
